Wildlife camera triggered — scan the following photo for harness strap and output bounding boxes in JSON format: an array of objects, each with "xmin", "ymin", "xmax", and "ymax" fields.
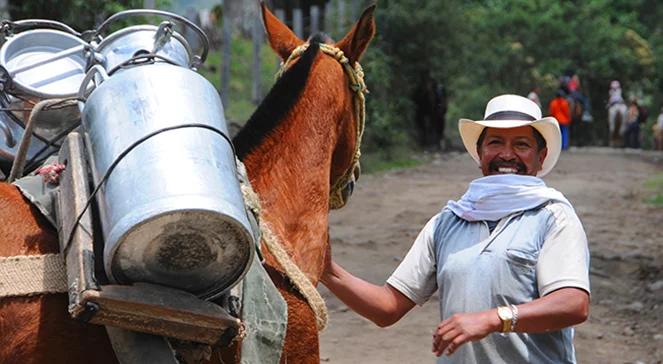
[{"xmin": 0, "ymin": 253, "xmax": 66, "ymax": 297}]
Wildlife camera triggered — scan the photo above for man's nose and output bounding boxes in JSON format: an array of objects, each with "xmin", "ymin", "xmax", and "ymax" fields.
[{"xmin": 498, "ymin": 145, "xmax": 517, "ymax": 160}]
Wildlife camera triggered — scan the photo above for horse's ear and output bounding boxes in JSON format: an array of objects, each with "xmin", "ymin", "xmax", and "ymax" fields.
[
  {"xmin": 336, "ymin": 4, "xmax": 376, "ymax": 64},
  {"xmin": 261, "ymin": 1, "xmax": 303, "ymax": 61}
]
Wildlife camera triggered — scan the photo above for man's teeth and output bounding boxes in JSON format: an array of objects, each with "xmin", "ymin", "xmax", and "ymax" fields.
[{"xmin": 498, "ymin": 167, "xmax": 517, "ymax": 173}]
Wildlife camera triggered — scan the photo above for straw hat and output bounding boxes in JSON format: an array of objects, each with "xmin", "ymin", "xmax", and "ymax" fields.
[{"xmin": 458, "ymin": 94, "xmax": 561, "ymax": 177}]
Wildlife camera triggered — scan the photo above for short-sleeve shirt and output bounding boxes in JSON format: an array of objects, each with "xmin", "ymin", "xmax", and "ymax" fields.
[{"xmin": 387, "ymin": 202, "xmax": 590, "ymax": 364}]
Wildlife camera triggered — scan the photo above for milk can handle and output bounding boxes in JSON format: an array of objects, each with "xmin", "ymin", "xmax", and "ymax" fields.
[
  {"xmin": 92, "ymin": 9, "xmax": 209, "ymax": 67},
  {"xmin": 1, "ymin": 19, "xmax": 81, "ymax": 37},
  {"xmin": 78, "ymin": 65, "xmax": 109, "ymax": 100}
]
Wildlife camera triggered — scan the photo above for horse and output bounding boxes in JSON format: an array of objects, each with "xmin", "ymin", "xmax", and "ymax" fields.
[
  {"xmin": 0, "ymin": 3, "xmax": 375, "ymax": 364},
  {"xmin": 608, "ymin": 102, "xmax": 627, "ymax": 147}
]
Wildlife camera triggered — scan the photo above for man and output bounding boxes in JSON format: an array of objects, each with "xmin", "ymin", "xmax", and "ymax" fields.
[
  {"xmin": 321, "ymin": 94, "xmax": 590, "ymax": 363},
  {"xmin": 527, "ymin": 86, "xmax": 541, "ymax": 109},
  {"xmin": 549, "ymin": 90, "xmax": 571, "ymax": 150}
]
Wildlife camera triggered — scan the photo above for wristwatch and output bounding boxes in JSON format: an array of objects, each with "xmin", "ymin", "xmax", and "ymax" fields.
[{"xmin": 497, "ymin": 306, "xmax": 514, "ymax": 333}]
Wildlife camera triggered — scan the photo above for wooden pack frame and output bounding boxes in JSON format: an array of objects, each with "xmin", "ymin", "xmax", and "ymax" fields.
[{"xmin": 55, "ymin": 132, "xmax": 241, "ymax": 345}]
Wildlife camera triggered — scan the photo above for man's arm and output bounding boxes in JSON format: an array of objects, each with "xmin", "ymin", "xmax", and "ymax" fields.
[
  {"xmin": 320, "ymin": 260, "xmax": 416, "ymax": 327},
  {"xmin": 432, "ymin": 287, "xmax": 589, "ymax": 357}
]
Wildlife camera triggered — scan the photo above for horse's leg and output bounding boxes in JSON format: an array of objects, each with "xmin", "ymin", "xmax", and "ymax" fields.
[
  {"xmin": 0, "ymin": 184, "xmax": 117, "ymax": 364},
  {"xmin": 265, "ymin": 267, "xmax": 320, "ymax": 364},
  {"xmin": 609, "ymin": 106, "xmax": 623, "ymax": 147},
  {"xmin": 278, "ymin": 288, "xmax": 320, "ymax": 364}
]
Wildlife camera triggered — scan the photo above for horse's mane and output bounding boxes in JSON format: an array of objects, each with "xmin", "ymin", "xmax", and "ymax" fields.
[{"xmin": 233, "ymin": 34, "xmax": 330, "ymax": 160}]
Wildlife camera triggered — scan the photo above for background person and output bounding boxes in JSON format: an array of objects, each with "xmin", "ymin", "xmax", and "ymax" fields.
[
  {"xmin": 549, "ymin": 90, "xmax": 572, "ymax": 150},
  {"xmin": 527, "ymin": 86, "xmax": 541, "ymax": 109},
  {"xmin": 624, "ymin": 98, "xmax": 641, "ymax": 149},
  {"xmin": 654, "ymin": 107, "xmax": 663, "ymax": 150}
]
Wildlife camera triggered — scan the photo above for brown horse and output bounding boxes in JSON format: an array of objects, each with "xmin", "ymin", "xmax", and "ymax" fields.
[{"xmin": 0, "ymin": 3, "xmax": 375, "ymax": 364}]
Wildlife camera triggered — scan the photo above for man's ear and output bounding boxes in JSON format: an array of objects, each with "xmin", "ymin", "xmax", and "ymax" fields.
[
  {"xmin": 538, "ymin": 147, "xmax": 548, "ymax": 166},
  {"xmin": 261, "ymin": 1, "xmax": 304, "ymax": 60}
]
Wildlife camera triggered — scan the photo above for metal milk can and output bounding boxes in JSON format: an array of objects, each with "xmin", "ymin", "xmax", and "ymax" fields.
[{"xmin": 80, "ymin": 63, "xmax": 254, "ymax": 299}]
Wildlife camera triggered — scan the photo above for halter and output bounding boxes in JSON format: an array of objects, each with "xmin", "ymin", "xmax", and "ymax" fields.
[{"xmin": 276, "ymin": 42, "xmax": 367, "ymax": 209}]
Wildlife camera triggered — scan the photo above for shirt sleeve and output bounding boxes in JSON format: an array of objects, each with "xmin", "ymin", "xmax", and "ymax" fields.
[
  {"xmin": 386, "ymin": 213, "xmax": 440, "ymax": 305},
  {"xmin": 537, "ymin": 203, "xmax": 591, "ymax": 296}
]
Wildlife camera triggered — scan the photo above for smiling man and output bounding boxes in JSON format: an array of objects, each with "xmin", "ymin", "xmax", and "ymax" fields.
[{"xmin": 321, "ymin": 94, "xmax": 591, "ymax": 363}]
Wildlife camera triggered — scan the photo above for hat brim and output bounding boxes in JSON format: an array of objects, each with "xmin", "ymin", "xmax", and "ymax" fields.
[{"xmin": 458, "ymin": 117, "xmax": 561, "ymax": 177}]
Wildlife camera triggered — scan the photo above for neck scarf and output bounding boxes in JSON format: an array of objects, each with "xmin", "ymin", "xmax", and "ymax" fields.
[{"xmin": 446, "ymin": 174, "xmax": 572, "ymax": 222}]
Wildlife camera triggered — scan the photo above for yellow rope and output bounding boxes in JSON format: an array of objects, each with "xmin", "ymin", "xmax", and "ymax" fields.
[
  {"xmin": 276, "ymin": 42, "xmax": 368, "ymax": 209},
  {"xmin": 238, "ymin": 168, "xmax": 328, "ymax": 331},
  {"xmin": 246, "ymin": 42, "xmax": 369, "ymax": 331}
]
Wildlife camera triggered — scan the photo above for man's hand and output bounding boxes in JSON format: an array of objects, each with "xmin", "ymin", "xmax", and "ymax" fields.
[
  {"xmin": 320, "ymin": 240, "xmax": 333, "ymax": 285},
  {"xmin": 432, "ymin": 310, "xmax": 500, "ymax": 357}
]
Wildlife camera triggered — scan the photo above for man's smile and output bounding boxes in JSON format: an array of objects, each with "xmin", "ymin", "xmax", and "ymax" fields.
[{"xmin": 489, "ymin": 160, "xmax": 526, "ymax": 174}]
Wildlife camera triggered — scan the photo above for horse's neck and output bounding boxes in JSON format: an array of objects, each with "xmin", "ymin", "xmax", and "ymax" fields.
[{"xmin": 243, "ymin": 115, "xmax": 337, "ymax": 285}]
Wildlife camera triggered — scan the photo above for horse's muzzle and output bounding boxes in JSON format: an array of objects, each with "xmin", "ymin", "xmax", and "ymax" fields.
[{"xmin": 330, "ymin": 163, "xmax": 361, "ymax": 210}]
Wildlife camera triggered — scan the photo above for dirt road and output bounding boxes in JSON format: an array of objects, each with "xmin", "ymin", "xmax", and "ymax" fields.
[{"xmin": 319, "ymin": 148, "xmax": 663, "ymax": 364}]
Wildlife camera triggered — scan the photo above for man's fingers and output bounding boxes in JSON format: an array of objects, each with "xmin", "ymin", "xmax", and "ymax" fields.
[
  {"xmin": 432, "ymin": 328, "xmax": 459, "ymax": 357},
  {"xmin": 446, "ymin": 335, "xmax": 467, "ymax": 356}
]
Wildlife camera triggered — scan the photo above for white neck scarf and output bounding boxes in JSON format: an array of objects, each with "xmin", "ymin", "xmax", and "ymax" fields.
[{"xmin": 446, "ymin": 174, "xmax": 572, "ymax": 222}]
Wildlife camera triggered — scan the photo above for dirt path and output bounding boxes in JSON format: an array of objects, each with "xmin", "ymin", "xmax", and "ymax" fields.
[{"xmin": 318, "ymin": 148, "xmax": 663, "ymax": 364}]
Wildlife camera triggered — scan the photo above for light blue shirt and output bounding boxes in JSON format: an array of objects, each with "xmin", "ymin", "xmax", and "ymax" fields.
[{"xmin": 387, "ymin": 201, "xmax": 590, "ymax": 364}]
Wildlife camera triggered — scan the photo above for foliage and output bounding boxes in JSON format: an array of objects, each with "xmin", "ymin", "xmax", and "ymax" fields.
[
  {"xmin": 359, "ymin": 0, "xmax": 467, "ymax": 156},
  {"xmin": 10, "ymin": 0, "xmax": 663, "ymax": 167},
  {"xmin": 7, "ymin": 0, "xmax": 149, "ymax": 31},
  {"xmin": 198, "ymin": 37, "xmax": 280, "ymax": 124},
  {"xmin": 359, "ymin": 0, "xmax": 663, "ymax": 156}
]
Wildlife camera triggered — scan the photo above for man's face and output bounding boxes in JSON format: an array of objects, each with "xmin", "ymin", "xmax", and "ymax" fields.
[{"xmin": 477, "ymin": 126, "xmax": 547, "ymax": 176}]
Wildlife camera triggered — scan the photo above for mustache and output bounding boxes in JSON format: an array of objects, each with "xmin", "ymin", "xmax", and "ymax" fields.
[{"xmin": 489, "ymin": 159, "xmax": 526, "ymax": 173}]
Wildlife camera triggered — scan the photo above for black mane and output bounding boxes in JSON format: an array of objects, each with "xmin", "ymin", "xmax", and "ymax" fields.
[{"xmin": 232, "ymin": 34, "xmax": 329, "ymax": 160}]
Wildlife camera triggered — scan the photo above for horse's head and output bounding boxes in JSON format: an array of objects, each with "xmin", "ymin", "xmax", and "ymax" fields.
[{"xmin": 259, "ymin": 2, "xmax": 376, "ymax": 209}]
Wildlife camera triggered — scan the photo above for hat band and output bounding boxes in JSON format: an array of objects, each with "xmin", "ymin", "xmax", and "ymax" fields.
[{"xmin": 485, "ymin": 111, "xmax": 535, "ymax": 121}]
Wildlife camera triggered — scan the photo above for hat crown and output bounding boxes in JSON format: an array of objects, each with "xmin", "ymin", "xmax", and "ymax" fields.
[{"xmin": 483, "ymin": 94, "xmax": 542, "ymax": 121}]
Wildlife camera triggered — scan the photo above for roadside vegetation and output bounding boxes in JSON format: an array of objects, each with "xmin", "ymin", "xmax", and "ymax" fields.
[{"xmin": 9, "ymin": 0, "xmax": 663, "ymax": 173}]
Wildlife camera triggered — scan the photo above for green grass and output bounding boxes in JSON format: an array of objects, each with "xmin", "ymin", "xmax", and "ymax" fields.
[
  {"xmin": 644, "ymin": 172, "xmax": 663, "ymax": 206},
  {"xmin": 198, "ymin": 36, "xmax": 280, "ymax": 124}
]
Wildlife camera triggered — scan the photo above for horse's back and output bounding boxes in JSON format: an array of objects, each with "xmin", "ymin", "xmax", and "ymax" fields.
[{"xmin": 0, "ymin": 183, "xmax": 117, "ymax": 364}]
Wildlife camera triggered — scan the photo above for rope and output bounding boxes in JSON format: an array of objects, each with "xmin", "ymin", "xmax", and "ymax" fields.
[
  {"xmin": 0, "ymin": 254, "xmax": 67, "ymax": 297},
  {"xmin": 238, "ymin": 162, "xmax": 328, "ymax": 331},
  {"xmin": 276, "ymin": 42, "xmax": 368, "ymax": 210}
]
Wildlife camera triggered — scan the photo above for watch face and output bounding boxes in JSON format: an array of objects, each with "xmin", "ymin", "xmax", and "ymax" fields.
[{"xmin": 498, "ymin": 306, "xmax": 513, "ymax": 320}]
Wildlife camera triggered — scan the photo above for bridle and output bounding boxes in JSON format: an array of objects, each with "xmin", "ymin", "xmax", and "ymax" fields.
[{"xmin": 276, "ymin": 42, "xmax": 367, "ymax": 209}]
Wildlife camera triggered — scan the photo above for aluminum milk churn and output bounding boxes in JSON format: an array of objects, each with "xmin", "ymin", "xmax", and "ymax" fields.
[{"xmin": 80, "ymin": 63, "xmax": 254, "ymax": 299}]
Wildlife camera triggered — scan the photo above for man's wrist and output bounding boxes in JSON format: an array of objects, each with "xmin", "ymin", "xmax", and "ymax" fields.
[
  {"xmin": 490, "ymin": 308, "xmax": 503, "ymax": 333},
  {"xmin": 496, "ymin": 306, "xmax": 515, "ymax": 333}
]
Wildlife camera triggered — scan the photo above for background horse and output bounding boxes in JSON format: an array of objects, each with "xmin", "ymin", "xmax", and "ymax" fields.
[
  {"xmin": 608, "ymin": 102, "xmax": 627, "ymax": 147},
  {"xmin": 0, "ymin": 3, "xmax": 375, "ymax": 364}
]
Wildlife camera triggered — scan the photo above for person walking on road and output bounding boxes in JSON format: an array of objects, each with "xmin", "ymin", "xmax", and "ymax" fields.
[{"xmin": 549, "ymin": 90, "xmax": 572, "ymax": 150}]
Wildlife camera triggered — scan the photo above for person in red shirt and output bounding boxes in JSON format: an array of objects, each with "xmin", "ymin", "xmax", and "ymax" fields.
[{"xmin": 549, "ymin": 90, "xmax": 571, "ymax": 149}]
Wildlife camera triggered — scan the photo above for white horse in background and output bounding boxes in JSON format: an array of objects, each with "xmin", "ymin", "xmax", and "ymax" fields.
[{"xmin": 608, "ymin": 102, "xmax": 627, "ymax": 147}]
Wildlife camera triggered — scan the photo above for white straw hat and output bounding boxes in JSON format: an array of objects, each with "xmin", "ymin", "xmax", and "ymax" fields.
[{"xmin": 458, "ymin": 94, "xmax": 561, "ymax": 177}]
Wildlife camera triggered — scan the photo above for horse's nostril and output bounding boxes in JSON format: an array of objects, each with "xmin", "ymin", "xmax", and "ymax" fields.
[
  {"xmin": 353, "ymin": 163, "xmax": 361, "ymax": 182},
  {"xmin": 345, "ymin": 180, "xmax": 355, "ymax": 196}
]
